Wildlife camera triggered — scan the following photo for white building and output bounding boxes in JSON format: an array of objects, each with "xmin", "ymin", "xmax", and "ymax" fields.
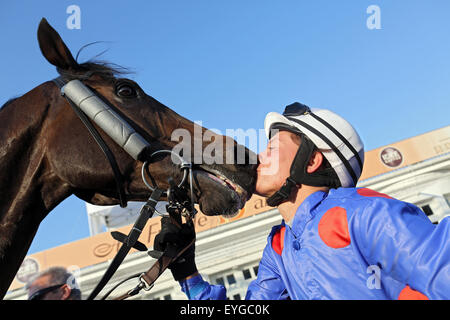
[{"xmin": 5, "ymin": 126, "xmax": 450, "ymax": 300}]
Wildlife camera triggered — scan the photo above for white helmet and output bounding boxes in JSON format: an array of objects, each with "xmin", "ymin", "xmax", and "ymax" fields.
[{"xmin": 264, "ymin": 102, "xmax": 364, "ymax": 206}]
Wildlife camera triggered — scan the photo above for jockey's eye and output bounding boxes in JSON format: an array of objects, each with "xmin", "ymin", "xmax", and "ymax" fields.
[{"xmin": 116, "ymin": 82, "xmax": 137, "ymax": 98}]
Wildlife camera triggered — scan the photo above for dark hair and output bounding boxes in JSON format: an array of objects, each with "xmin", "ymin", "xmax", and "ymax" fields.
[
  {"xmin": 57, "ymin": 42, "xmax": 133, "ymax": 82},
  {"xmin": 57, "ymin": 60, "xmax": 132, "ymax": 83}
]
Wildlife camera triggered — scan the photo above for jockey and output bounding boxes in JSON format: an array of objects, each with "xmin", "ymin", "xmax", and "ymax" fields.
[{"xmin": 152, "ymin": 102, "xmax": 450, "ymax": 300}]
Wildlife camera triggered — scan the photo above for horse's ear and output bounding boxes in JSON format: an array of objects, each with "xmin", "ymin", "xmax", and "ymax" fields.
[{"xmin": 37, "ymin": 18, "xmax": 79, "ymax": 70}]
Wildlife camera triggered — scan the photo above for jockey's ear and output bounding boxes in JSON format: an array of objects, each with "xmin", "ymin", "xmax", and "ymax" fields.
[
  {"xmin": 306, "ymin": 151, "xmax": 324, "ymax": 174},
  {"xmin": 37, "ymin": 18, "xmax": 79, "ymax": 71}
]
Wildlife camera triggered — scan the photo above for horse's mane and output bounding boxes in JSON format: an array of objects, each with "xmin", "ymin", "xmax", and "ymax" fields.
[
  {"xmin": 1, "ymin": 43, "xmax": 132, "ymax": 112},
  {"xmin": 0, "ymin": 98, "xmax": 19, "ymax": 113},
  {"xmin": 56, "ymin": 60, "xmax": 132, "ymax": 82},
  {"xmin": 1, "ymin": 98, "xmax": 18, "ymax": 109},
  {"xmin": 0, "ymin": 61, "xmax": 128, "ymax": 112},
  {"xmin": 57, "ymin": 42, "xmax": 134, "ymax": 82}
]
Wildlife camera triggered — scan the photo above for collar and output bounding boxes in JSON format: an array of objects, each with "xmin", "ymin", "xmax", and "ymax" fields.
[{"xmin": 287, "ymin": 190, "xmax": 328, "ymax": 237}]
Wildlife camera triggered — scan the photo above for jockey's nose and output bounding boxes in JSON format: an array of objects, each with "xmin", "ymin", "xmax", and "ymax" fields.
[{"xmin": 257, "ymin": 148, "xmax": 269, "ymax": 167}]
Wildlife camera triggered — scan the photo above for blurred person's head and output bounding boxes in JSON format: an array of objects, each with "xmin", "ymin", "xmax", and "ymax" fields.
[{"xmin": 26, "ymin": 266, "xmax": 81, "ymax": 300}]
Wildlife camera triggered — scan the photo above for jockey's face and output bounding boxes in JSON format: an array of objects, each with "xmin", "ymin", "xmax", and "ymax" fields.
[{"xmin": 255, "ymin": 130, "xmax": 300, "ymax": 197}]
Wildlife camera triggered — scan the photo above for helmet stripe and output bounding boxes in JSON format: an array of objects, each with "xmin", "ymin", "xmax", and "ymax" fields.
[
  {"xmin": 286, "ymin": 116, "xmax": 358, "ymax": 186},
  {"xmin": 308, "ymin": 112, "xmax": 363, "ymax": 172}
]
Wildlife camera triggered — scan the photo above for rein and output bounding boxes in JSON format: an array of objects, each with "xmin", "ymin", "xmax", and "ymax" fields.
[{"xmin": 52, "ymin": 76, "xmax": 197, "ymax": 300}]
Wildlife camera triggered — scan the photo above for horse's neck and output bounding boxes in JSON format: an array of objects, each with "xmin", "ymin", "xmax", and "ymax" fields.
[
  {"xmin": 0, "ymin": 84, "xmax": 53, "ymax": 220},
  {"xmin": 0, "ymin": 82, "xmax": 71, "ymax": 297}
]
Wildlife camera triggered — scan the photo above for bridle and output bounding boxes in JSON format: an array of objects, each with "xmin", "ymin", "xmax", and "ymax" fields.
[{"xmin": 52, "ymin": 75, "xmax": 197, "ymax": 300}]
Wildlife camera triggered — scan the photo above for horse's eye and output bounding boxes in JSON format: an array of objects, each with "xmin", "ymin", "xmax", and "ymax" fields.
[{"xmin": 116, "ymin": 84, "xmax": 137, "ymax": 98}]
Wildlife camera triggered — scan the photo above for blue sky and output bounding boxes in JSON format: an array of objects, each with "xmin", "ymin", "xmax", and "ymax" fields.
[{"xmin": 1, "ymin": 1, "xmax": 449, "ymax": 254}]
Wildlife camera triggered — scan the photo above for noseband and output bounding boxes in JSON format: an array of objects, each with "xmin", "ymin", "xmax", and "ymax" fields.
[{"xmin": 53, "ymin": 76, "xmax": 197, "ymax": 300}]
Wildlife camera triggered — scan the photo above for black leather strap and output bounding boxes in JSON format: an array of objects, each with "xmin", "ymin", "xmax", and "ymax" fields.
[
  {"xmin": 53, "ymin": 77, "xmax": 128, "ymax": 208},
  {"xmin": 266, "ymin": 132, "xmax": 340, "ymax": 207},
  {"xmin": 87, "ymin": 188, "xmax": 164, "ymax": 300},
  {"xmin": 112, "ymin": 237, "xmax": 195, "ymax": 300}
]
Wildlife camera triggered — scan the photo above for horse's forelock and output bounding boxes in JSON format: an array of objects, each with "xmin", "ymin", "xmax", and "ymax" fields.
[{"xmin": 56, "ymin": 60, "xmax": 133, "ymax": 83}]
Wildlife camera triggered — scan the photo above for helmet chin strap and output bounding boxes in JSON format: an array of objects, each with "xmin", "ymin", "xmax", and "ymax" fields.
[
  {"xmin": 266, "ymin": 132, "xmax": 339, "ymax": 207},
  {"xmin": 266, "ymin": 132, "xmax": 312, "ymax": 207},
  {"xmin": 266, "ymin": 177, "xmax": 300, "ymax": 207}
]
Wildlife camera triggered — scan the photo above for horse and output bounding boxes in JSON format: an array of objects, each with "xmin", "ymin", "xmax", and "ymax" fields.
[{"xmin": 0, "ymin": 18, "xmax": 256, "ymax": 298}]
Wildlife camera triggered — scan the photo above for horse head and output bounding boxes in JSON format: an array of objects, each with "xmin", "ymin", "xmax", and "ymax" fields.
[
  {"xmin": 37, "ymin": 18, "xmax": 256, "ymax": 216},
  {"xmin": 0, "ymin": 18, "xmax": 256, "ymax": 298}
]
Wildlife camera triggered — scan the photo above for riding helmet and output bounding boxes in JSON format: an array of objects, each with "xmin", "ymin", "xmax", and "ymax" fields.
[{"xmin": 264, "ymin": 102, "xmax": 364, "ymax": 207}]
